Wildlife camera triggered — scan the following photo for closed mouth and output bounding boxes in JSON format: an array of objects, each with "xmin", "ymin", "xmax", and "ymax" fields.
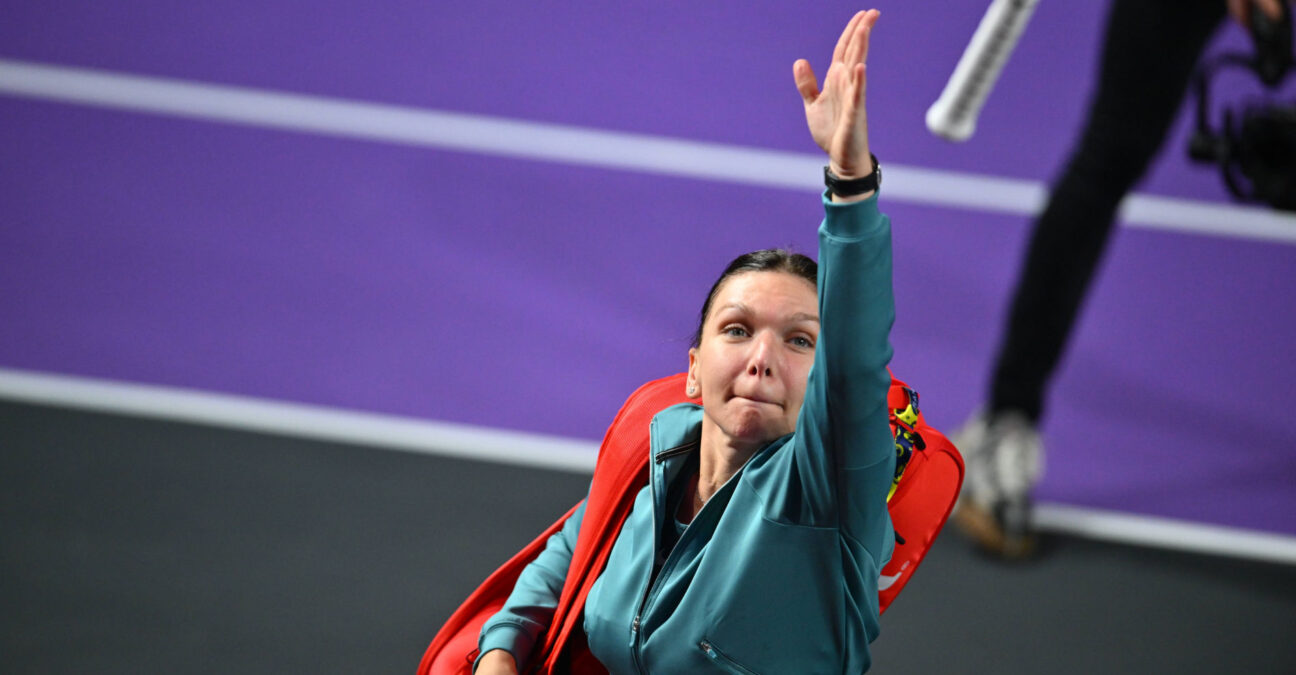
[{"xmin": 733, "ymin": 395, "xmax": 781, "ymax": 408}]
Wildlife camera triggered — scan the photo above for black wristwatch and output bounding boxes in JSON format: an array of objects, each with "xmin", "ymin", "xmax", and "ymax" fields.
[{"xmin": 824, "ymin": 154, "xmax": 881, "ymax": 197}]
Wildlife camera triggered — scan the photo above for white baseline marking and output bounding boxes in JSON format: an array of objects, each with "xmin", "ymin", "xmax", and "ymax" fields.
[
  {"xmin": 3, "ymin": 58, "xmax": 1296, "ymax": 245},
  {"xmin": 3, "ymin": 366, "xmax": 1296, "ymax": 567},
  {"xmin": 0, "ymin": 367, "xmax": 598, "ymax": 474},
  {"xmin": 1035, "ymin": 504, "xmax": 1296, "ymax": 568}
]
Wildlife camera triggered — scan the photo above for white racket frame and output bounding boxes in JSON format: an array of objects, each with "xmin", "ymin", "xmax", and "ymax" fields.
[{"xmin": 926, "ymin": 0, "xmax": 1043, "ymax": 142}]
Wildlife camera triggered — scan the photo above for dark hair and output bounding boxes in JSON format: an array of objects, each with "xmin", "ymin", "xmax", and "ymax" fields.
[{"xmin": 691, "ymin": 249, "xmax": 818, "ymax": 348}]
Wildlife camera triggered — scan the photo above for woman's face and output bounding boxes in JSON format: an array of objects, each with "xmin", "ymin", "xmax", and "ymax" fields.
[{"xmin": 687, "ymin": 270, "xmax": 819, "ymax": 452}]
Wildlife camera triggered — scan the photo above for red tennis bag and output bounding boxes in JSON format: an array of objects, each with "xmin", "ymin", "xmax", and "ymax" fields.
[{"xmin": 418, "ymin": 372, "xmax": 962, "ymax": 675}]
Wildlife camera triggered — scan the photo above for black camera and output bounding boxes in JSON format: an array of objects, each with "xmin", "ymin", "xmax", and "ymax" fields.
[{"xmin": 1189, "ymin": 2, "xmax": 1296, "ymax": 211}]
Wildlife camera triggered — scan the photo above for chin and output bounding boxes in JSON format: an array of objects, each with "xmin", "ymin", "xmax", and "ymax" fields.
[{"xmin": 726, "ymin": 413, "xmax": 791, "ymax": 445}]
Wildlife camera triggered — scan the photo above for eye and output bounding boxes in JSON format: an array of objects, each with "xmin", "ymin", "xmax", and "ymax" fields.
[
  {"xmin": 790, "ymin": 335, "xmax": 815, "ymax": 349},
  {"xmin": 723, "ymin": 325, "xmax": 750, "ymax": 338}
]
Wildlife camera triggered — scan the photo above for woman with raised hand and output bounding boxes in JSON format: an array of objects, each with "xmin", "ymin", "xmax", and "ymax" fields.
[{"xmin": 476, "ymin": 10, "xmax": 896, "ymax": 673}]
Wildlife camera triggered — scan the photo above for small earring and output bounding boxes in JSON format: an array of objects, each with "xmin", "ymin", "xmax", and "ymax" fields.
[{"xmin": 686, "ymin": 386, "xmax": 697, "ymax": 396}]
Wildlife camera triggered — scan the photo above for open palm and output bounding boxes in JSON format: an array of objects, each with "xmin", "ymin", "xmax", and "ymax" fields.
[{"xmin": 795, "ymin": 10, "xmax": 878, "ymax": 179}]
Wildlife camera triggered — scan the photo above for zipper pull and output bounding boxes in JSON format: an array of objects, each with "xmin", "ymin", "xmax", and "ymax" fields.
[
  {"xmin": 632, "ymin": 615, "xmax": 640, "ymax": 633},
  {"xmin": 699, "ymin": 640, "xmax": 716, "ymax": 658}
]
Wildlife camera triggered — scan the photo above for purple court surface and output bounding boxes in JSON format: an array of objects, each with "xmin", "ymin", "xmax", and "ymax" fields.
[{"xmin": 3, "ymin": 2, "xmax": 1295, "ymax": 540}]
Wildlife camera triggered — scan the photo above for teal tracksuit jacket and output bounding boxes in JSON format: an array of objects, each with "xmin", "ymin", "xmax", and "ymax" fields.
[{"xmin": 479, "ymin": 191, "xmax": 896, "ymax": 674}]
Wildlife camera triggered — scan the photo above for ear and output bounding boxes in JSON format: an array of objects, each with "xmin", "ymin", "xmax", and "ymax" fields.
[{"xmin": 686, "ymin": 347, "xmax": 700, "ymax": 399}]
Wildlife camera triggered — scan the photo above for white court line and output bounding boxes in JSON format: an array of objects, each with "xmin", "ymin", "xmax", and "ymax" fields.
[
  {"xmin": 1034, "ymin": 504, "xmax": 1296, "ymax": 568},
  {"xmin": 3, "ymin": 58, "xmax": 1296, "ymax": 245},
  {"xmin": 0, "ymin": 367, "xmax": 598, "ymax": 474},
  {"xmin": 3, "ymin": 366, "xmax": 1296, "ymax": 567}
]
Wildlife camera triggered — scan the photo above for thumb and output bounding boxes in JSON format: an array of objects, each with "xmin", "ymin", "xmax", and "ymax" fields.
[{"xmin": 793, "ymin": 59, "xmax": 820, "ymax": 104}]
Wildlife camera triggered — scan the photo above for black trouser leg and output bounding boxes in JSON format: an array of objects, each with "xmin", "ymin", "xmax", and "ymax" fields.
[{"xmin": 988, "ymin": 0, "xmax": 1227, "ymax": 422}]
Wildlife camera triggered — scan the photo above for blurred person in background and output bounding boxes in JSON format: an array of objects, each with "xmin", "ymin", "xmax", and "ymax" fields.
[{"xmin": 952, "ymin": 0, "xmax": 1290, "ymax": 558}]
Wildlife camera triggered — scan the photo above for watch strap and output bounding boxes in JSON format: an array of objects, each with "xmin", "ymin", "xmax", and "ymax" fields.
[{"xmin": 824, "ymin": 154, "xmax": 881, "ymax": 197}]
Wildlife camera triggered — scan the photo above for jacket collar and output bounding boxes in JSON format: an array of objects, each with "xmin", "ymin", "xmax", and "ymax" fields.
[{"xmin": 650, "ymin": 402, "xmax": 703, "ymax": 474}]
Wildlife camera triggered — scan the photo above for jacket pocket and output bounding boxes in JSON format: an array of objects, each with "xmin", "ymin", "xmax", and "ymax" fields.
[{"xmin": 698, "ymin": 638, "xmax": 762, "ymax": 675}]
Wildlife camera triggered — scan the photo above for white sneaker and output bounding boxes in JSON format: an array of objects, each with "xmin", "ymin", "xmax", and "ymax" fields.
[{"xmin": 950, "ymin": 409, "xmax": 1043, "ymax": 558}]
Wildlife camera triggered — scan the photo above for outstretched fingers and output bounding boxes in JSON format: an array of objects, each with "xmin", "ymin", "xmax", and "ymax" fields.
[
  {"xmin": 798, "ymin": 10, "xmax": 880, "ymax": 164},
  {"xmin": 843, "ymin": 9, "xmax": 879, "ymax": 70},
  {"xmin": 833, "ymin": 10, "xmax": 868, "ymax": 65}
]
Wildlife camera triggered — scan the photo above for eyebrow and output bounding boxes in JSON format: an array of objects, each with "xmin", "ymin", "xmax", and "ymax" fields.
[{"xmin": 716, "ymin": 303, "xmax": 820, "ymax": 324}]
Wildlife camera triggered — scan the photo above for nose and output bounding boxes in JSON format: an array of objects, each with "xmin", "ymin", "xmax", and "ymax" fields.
[{"xmin": 747, "ymin": 332, "xmax": 777, "ymax": 378}]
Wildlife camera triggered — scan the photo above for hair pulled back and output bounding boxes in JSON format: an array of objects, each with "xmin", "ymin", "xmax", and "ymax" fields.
[{"xmin": 691, "ymin": 249, "xmax": 818, "ymax": 348}]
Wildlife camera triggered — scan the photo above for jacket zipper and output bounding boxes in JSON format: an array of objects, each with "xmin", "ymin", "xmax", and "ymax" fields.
[
  {"xmin": 654, "ymin": 441, "xmax": 696, "ymax": 463},
  {"xmin": 633, "ymin": 440, "xmax": 706, "ymax": 674},
  {"xmin": 630, "ymin": 419, "xmax": 665, "ymax": 674},
  {"xmin": 632, "ymin": 428, "xmax": 701, "ymax": 673},
  {"xmin": 633, "ymin": 434, "xmax": 761, "ymax": 674},
  {"xmin": 699, "ymin": 639, "xmax": 762, "ymax": 675}
]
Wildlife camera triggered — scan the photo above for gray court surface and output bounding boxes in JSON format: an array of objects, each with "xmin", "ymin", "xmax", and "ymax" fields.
[{"xmin": 3, "ymin": 400, "xmax": 1294, "ymax": 674}]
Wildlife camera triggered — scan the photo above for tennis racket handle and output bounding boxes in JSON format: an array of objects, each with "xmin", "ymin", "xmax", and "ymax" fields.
[{"xmin": 926, "ymin": 0, "xmax": 1041, "ymax": 142}]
